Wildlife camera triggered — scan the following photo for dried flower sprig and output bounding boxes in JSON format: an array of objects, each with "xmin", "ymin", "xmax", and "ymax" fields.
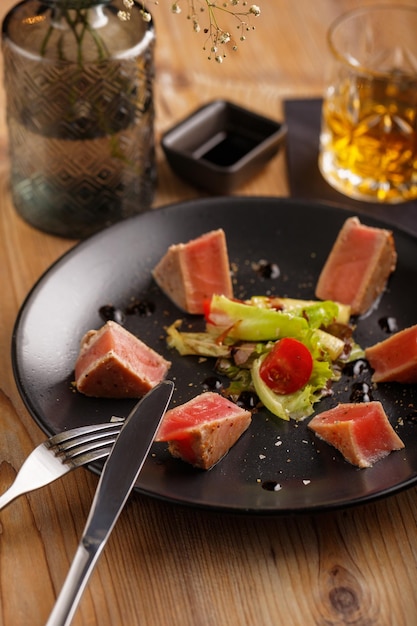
[{"xmin": 118, "ymin": 0, "xmax": 261, "ymax": 62}]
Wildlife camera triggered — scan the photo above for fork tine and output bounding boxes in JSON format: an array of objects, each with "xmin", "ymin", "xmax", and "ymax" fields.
[
  {"xmin": 49, "ymin": 422, "xmax": 123, "ymax": 448},
  {"xmin": 66, "ymin": 445, "xmax": 115, "ymax": 469},
  {"xmin": 0, "ymin": 421, "xmax": 124, "ymax": 511},
  {"xmin": 63, "ymin": 434, "xmax": 119, "ymax": 457},
  {"xmin": 49, "ymin": 423, "xmax": 123, "ymax": 455},
  {"xmin": 62, "ymin": 436, "xmax": 119, "ymax": 467}
]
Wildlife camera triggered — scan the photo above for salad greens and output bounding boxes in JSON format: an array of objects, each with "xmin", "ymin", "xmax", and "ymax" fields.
[{"xmin": 166, "ymin": 295, "xmax": 364, "ymax": 422}]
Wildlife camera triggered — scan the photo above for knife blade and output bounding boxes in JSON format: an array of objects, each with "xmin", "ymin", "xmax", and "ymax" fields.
[{"xmin": 45, "ymin": 380, "xmax": 174, "ymax": 626}]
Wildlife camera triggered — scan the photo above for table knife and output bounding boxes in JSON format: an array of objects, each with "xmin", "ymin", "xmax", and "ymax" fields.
[{"xmin": 45, "ymin": 380, "xmax": 174, "ymax": 626}]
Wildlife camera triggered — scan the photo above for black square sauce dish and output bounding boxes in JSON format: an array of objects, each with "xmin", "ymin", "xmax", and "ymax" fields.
[{"xmin": 161, "ymin": 100, "xmax": 287, "ymax": 194}]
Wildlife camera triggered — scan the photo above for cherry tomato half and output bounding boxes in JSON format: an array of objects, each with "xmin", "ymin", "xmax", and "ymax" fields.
[{"xmin": 259, "ymin": 337, "xmax": 313, "ymax": 395}]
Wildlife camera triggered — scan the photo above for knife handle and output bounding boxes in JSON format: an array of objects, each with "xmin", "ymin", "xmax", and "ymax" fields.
[
  {"xmin": 45, "ymin": 542, "xmax": 99, "ymax": 626},
  {"xmin": 44, "ymin": 382, "xmax": 174, "ymax": 626}
]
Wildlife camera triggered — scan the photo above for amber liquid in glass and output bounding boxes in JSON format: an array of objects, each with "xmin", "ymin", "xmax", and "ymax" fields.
[{"xmin": 319, "ymin": 74, "xmax": 417, "ymax": 203}]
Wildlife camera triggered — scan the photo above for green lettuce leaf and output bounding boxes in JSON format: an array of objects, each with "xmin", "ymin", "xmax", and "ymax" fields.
[
  {"xmin": 166, "ymin": 320, "xmax": 231, "ymax": 357},
  {"xmin": 206, "ymin": 294, "xmax": 309, "ymax": 341},
  {"xmin": 251, "ymin": 353, "xmax": 333, "ymax": 422}
]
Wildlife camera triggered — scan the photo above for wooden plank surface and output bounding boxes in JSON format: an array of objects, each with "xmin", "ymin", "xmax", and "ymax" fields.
[{"xmin": 1, "ymin": 1, "xmax": 416, "ymax": 625}]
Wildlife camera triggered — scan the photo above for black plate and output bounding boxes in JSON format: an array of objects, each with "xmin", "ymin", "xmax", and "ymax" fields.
[{"xmin": 12, "ymin": 197, "xmax": 417, "ymax": 515}]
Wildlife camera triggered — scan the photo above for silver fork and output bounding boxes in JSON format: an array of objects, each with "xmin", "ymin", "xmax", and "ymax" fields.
[{"xmin": 0, "ymin": 421, "xmax": 123, "ymax": 511}]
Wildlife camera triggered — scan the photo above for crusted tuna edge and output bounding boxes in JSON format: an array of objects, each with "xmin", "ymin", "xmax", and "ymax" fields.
[
  {"xmin": 315, "ymin": 216, "xmax": 397, "ymax": 315},
  {"xmin": 74, "ymin": 321, "xmax": 171, "ymax": 398},
  {"xmin": 365, "ymin": 324, "xmax": 417, "ymax": 383},
  {"xmin": 167, "ymin": 413, "xmax": 252, "ymax": 470},
  {"xmin": 308, "ymin": 401, "xmax": 404, "ymax": 468},
  {"xmin": 151, "ymin": 228, "xmax": 233, "ymax": 314}
]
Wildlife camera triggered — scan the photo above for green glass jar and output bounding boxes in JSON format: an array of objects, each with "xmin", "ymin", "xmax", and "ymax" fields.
[{"xmin": 2, "ymin": 0, "xmax": 156, "ymax": 238}]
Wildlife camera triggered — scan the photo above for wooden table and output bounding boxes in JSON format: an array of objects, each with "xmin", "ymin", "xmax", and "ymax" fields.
[{"xmin": 1, "ymin": 1, "xmax": 417, "ymax": 624}]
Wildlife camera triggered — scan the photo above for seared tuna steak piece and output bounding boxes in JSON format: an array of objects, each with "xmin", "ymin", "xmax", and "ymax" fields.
[
  {"xmin": 75, "ymin": 321, "xmax": 171, "ymax": 398},
  {"xmin": 152, "ymin": 229, "xmax": 233, "ymax": 314},
  {"xmin": 365, "ymin": 324, "xmax": 417, "ymax": 383},
  {"xmin": 315, "ymin": 217, "xmax": 397, "ymax": 315},
  {"xmin": 308, "ymin": 401, "xmax": 404, "ymax": 468},
  {"xmin": 156, "ymin": 392, "xmax": 251, "ymax": 469}
]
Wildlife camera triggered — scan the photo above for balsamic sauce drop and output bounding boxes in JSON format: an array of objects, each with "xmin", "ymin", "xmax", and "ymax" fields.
[
  {"xmin": 342, "ymin": 359, "xmax": 369, "ymax": 377},
  {"xmin": 350, "ymin": 382, "xmax": 373, "ymax": 403},
  {"xmin": 236, "ymin": 390, "xmax": 259, "ymax": 410},
  {"xmin": 99, "ymin": 298, "xmax": 156, "ymax": 323},
  {"xmin": 202, "ymin": 376, "xmax": 223, "ymax": 392},
  {"xmin": 378, "ymin": 316, "xmax": 398, "ymax": 333},
  {"xmin": 99, "ymin": 304, "xmax": 125, "ymax": 325},
  {"xmin": 262, "ymin": 481, "xmax": 281, "ymax": 492},
  {"xmin": 253, "ymin": 259, "xmax": 280, "ymax": 279}
]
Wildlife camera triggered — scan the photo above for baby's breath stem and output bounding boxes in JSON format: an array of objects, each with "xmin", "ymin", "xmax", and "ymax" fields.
[{"xmin": 128, "ymin": 0, "xmax": 261, "ymax": 62}]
